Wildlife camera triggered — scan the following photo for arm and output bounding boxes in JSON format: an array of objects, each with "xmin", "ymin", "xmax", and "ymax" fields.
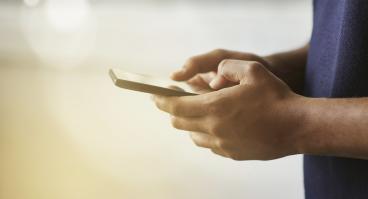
[
  {"xmin": 264, "ymin": 44, "xmax": 309, "ymax": 93},
  {"xmin": 298, "ymin": 97, "xmax": 368, "ymax": 159},
  {"xmin": 153, "ymin": 57, "xmax": 368, "ymax": 161}
]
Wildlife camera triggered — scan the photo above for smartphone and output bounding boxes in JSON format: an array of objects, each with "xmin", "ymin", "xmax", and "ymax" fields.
[{"xmin": 109, "ymin": 68, "xmax": 200, "ymax": 96}]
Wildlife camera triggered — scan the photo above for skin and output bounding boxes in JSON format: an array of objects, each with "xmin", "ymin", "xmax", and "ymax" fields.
[{"xmin": 153, "ymin": 47, "xmax": 368, "ymax": 160}]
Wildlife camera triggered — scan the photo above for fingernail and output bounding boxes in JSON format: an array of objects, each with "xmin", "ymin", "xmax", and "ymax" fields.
[{"xmin": 209, "ymin": 78, "xmax": 219, "ymax": 89}]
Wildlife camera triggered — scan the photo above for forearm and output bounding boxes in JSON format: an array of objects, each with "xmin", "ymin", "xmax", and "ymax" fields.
[
  {"xmin": 264, "ymin": 44, "xmax": 309, "ymax": 93},
  {"xmin": 296, "ymin": 97, "xmax": 368, "ymax": 159}
]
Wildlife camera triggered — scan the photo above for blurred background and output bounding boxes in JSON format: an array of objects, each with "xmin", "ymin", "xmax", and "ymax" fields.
[{"xmin": 0, "ymin": 0, "xmax": 312, "ymax": 198}]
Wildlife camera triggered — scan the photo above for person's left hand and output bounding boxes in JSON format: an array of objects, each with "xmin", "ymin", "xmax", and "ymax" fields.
[{"xmin": 153, "ymin": 59, "xmax": 306, "ymax": 160}]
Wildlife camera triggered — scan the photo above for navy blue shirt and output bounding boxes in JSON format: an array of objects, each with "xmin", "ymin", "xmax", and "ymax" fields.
[{"xmin": 304, "ymin": 0, "xmax": 368, "ymax": 198}]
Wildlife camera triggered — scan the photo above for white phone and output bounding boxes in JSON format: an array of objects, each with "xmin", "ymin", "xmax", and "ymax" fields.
[{"xmin": 109, "ymin": 68, "xmax": 200, "ymax": 96}]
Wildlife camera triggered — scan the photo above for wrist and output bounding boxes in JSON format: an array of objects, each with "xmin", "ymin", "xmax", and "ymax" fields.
[
  {"xmin": 264, "ymin": 52, "xmax": 306, "ymax": 94},
  {"xmin": 286, "ymin": 96, "xmax": 368, "ymax": 159},
  {"xmin": 291, "ymin": 96, "xmax": 328, "ymax": 155},
  {"xmin": 263, "ymin": 53, "xmax": 284, "ymax": 74},
  {"xmin": 282, "ymin": 93, "xmax": 310, "ymax": 155}
]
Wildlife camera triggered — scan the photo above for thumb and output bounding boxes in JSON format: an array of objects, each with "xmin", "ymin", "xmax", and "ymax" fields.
[{"xmin": 216, "ymin": 59, "xmax": 269, "ymax": 85}]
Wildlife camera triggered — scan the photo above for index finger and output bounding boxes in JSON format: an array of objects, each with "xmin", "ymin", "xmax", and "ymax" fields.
[
  {"xmin": 152, "ymin": 95, "xmax": 208, "ymax": 117},
  {"xmin": 171, "ymin": 49, "xmax": 229, "ymax": 81}
]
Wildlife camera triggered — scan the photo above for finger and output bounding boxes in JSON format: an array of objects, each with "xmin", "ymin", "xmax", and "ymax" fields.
[
  {"xmin": 171, "ymin": 49, "xmax": 229, "ymax": 81},
  {"xmin": 187, "ymin": 72, "xmax": 217, "ymax": 87},
  {"xmin": 152, "ymin": 95, "xmax": 208, "ymax": 117},
  {"xmin": 199, "ymin": 72, "xmax": 217, "ymax": 84},
  {"xmin": 218, "ymin": 59, "xmax": 271, "ymax": 85},
  {"xmin": 187, "ymin": 74, "xmax": 212, "ymax": 90},
  {"xmin": 209, "ymin": 75, "xmax": 238, "ymax": 90},
  {"xmin": 211, "ymin": 148, "xmax": 230, "ymax": 158},
  {"xmin": 190, "ymin": 132, "xmax": 217, "ymax": 148},
  {"xmin": 168, "ymin": 85, "xmax": 185, "ymax": 92},
  {"xmin": 187, "ymin": 73, "xmax": 217, "ymax": 94},
  {"xmin": 171, "ymin": 116, "xmax": 209, "ymax": 133},
  {"xmin": 209, "ymin": 75, "xmax": 229, "ymax": 90}
]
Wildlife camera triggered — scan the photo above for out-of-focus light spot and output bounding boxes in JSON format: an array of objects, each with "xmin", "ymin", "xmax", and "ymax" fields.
[
  {"xmin": 20, "ymin": 0, "xmax": 96, "ymax": 69},
  {"xmin": 45, "ymin": 0, "xmax": 90, "ymax": 33},
  {"xmin": 23, "ymin": 0, "xmax": 40, "ymax": 7}
]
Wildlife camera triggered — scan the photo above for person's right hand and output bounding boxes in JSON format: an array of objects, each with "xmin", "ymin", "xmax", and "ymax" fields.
[{"xmin": 172, "ymin": 49, "xmax": 273, "ymax": 90}]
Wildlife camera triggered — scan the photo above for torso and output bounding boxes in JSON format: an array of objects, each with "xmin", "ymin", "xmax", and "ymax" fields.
[{"xmin": 304, "ymin": 0, "xmax": 368, "ymax": 198}]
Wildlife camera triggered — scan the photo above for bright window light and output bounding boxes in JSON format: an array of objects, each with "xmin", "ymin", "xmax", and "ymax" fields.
[{"xmin": 45, "ymin": 0, "xmax": 90, "ymax": 33}]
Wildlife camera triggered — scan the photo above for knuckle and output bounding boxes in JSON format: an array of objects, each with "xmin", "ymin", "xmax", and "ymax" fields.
[
  {"xmin": 153, "ymin": 100, "xmax": 160, "ymax": 109},
  {"xmin": 193, "ymin": 142, "xmax": 201, "ymax": 147},
  {"xmin": 229, "ymin": 153, "xmax": 243, "ymax": 161},
  {"xmin": 209, "ymin": 122, "xmax": 223, "ymax": 136},
  {"xmin": 210, "ymin": 148, "xmax": 226, "ymax": 158},
  {"xmin": 190, "ymin": 133, "xmax": 203, "ymax": 147},
  {"xmin": 210, "ymin": 148, "xmax": 220, "ymax": 155},
  {"xmin": 204, "ymin": 97, "xmax": 224, "ymax": 115},
  {"xmin": 207, "ymin": 103, "xmax": 223, "ymax": 115},
  {"xmin": 218, "ymin": 59, "xmax": 228, "ymax": 72},
  {"xmin": 170, "ymin": 117, "xmax": 181, "ymax": 129},
  {"xmin": 193, "ymin": 139, "xmax": 202, "ymax": 147},
  {"xmin": 192, "ymin": 138, "xmax": 199, "ymax": 146},
  {"xmin": 216, "ymin": 139, "xmax": 228, "ymax": 150},
  {"xmin": 246, "ymin": 61, "xmax": 263, "ymax": 76},
  {"xmin": 212, "ymin": 48, "xmax": 228, "ymax": 56}
]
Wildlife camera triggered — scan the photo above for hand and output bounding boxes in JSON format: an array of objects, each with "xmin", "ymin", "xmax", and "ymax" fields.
[
  {"xmin": 153, "ymin": 60, "xmax": 305, "ymax": 160},
  {"xmin": 172, "ymin": 49, "xmax": 271, "ymax": 90},
  {"xmin": 172, "ymin": 48, "xmax": 307, "ymax": 93}
]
